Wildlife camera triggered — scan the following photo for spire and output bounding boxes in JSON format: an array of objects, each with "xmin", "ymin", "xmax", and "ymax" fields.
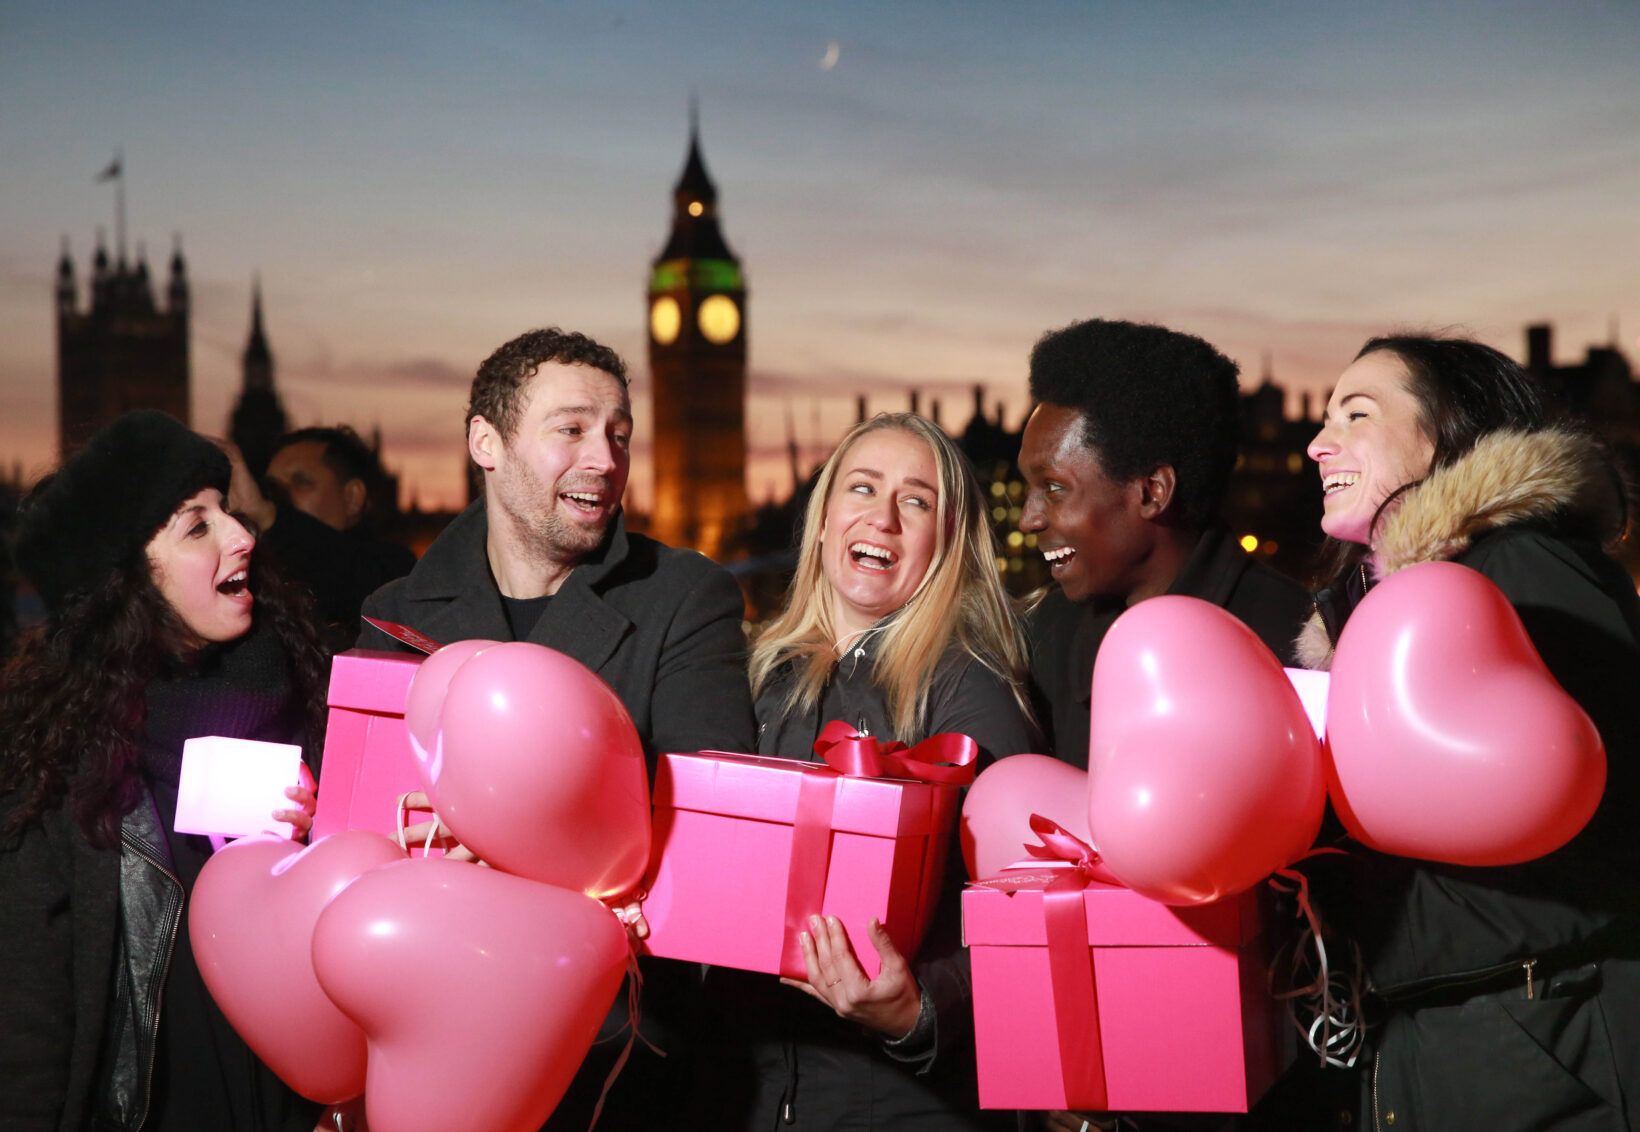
[
  {"xmin": 655, "ymin": 105, "xmax": 738, "ymax": 266},
  {"xmin": 243, "ymin": 276, "xmax": 273, "ymax": 388},
  {"xmin": 56, "ymin": 235, "xmax": 76, "ymax": 315},
  {"xmin": 167, "ymin": 233, "xmax": 189, "ymax": 316}
]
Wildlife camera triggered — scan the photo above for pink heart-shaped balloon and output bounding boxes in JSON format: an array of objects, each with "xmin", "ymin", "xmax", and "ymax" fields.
[
  {"xmin": 423, "ymin": 642, "xmax": 651, "ymax": 899},
  {"xmin": 312, "ymin": 858, "xmax": 629, "ymax": 1132},
  {"xmin": 189, "ymin": 830, "xmax": 408, "ymax": 1102},
  {"xmin": 962, "ymin": 753, "xmax": 1097, "ymax": 881},
  {"xmin": 1327, "ymin": 560, "xmax": 1605, "ymax": 865},
  {"xmin": 403, "ymin": 638, "xmax": 500, "ymax": 768},
  {"xmin": 1088, "ymin": 596, "xmax": 1325, "ymax": 905}
]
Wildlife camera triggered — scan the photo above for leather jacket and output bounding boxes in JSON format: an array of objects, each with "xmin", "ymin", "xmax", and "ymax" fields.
[{"xmin": 98, "ymin": 790, "xmax": 186, "ymax": 1131}]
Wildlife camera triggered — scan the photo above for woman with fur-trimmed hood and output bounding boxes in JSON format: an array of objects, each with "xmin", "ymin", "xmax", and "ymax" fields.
[{"xmin": 1300, "ymin": 335, "xmax": 1640, "ymax": 1132}]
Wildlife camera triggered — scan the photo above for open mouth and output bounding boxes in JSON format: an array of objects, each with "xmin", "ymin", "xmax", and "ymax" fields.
[
  {"xmin": 216, "ymin": 570, "xmax": 249, "ymax": 598},
  {"xmin": 1043, "ymin": 545, "xmax": 1075, "ymax": 571},
  {"xmin": 1322, "ymin": 472, "xmax": 1359, "ymax": 497},
  {"xmin": 560, "ymin": 490, "xmax": 607, "ymax": 517},
  {"xmin": 849, "ymin": 542, "xmax": 897, "ymax": 571}
]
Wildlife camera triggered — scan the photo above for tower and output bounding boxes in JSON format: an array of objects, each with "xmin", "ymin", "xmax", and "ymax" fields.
[
  {"xmin": 56, "ymin": 232, "xmax": 190, "ymax": 458},
  {"xmin": 646, "ymin": 114, "xmax": 748, "ymax": 559},
  {"xmin": 229, "ymin": 278, "xmax": 289, "ymax": 476}
]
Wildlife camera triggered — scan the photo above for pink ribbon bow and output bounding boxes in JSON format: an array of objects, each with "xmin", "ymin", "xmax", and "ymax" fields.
[{"xmin": 779, "ymin": 724, "xmax": 979, "ymax": 979}]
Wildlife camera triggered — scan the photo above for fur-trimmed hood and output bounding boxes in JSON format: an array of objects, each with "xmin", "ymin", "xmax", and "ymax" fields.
[{"xmin": 1295, "ymin": 426, "xmax": 1628, "ymax": 669}]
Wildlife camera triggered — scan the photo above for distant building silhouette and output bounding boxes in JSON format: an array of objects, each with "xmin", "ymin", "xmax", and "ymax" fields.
[
  {"xmin": 1222, "ymin": 355, "xmax": 1325, "ymax": 580},
  {"xmin": 55, "ymin": 232, "xmax": 190, "ymax": 458},
  {"xmin": 646, "ymin": 113, "xmax": 749, "ymax": 560},
  {"xmin": 229, "ymin": 278, "xmax": 290, "ymax": 476},
  {"xmin": 1526, "ymin": 322, "xmax": 1640, "ymax": 446}
]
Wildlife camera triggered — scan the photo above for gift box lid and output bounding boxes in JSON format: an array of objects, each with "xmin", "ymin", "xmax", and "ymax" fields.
[
  {"xmin": 655, "ymin": 750, "xmax": 943, "ymax": 838},
  {"xmin": 963, "ymin": 864, "xmax": 1262, "ymax": 948},
  {"xmin": 327, "ymin": 649, "xmax": 423, "ymax": 714}
]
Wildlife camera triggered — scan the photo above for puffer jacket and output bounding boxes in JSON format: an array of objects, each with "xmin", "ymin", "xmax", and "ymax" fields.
[{"xmin": 1296, "ymin": 427, "xmax": 1640, "ymax": 1131}]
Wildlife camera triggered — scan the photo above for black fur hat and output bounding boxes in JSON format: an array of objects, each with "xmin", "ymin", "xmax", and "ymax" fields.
[{"xmin": 14, "ymin": 411, "xmax": 231, "ymax": 617}]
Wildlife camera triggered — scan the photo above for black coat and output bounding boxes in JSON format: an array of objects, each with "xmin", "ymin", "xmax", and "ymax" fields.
[
  {"xmin": 0, "ymin": 624, "xmax": 318, "ymax": 1132},
  {"xmin": 260, "ymin": 504, "xmax": 415, "ymax": 652},
  {"xmin": 1297, "ymin": 428, "xmax": 1640, "ymax": 1132},
  {"xmin": 358, "ymin": 503, "xmax": 756, "ymax": 1130},
  {"xmin": 692, "ymin": 639, "xmax": 1035, "ymax": 1131},
  {"xmin": 1025, "ymin": 525, "xmax": 1312, "ymax": 769}
]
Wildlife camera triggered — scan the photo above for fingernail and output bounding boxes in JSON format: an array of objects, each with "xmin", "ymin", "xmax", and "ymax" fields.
[{"xmin": 810, "ymin": 914, "xmax": 821, "ymax": 928}]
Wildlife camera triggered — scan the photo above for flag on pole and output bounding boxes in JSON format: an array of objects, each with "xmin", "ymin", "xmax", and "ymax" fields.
[{"xmin": 96, "ymin": 156, "xmax": 122, "ymax": 182}]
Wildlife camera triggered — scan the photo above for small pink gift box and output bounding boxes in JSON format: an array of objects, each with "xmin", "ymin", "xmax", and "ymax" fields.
[
  {"xmin": 964, "ymin": 865, "xmax": 1289, "ymax": 1113},
  {"xmin": 311, "ymin": 649, "xmax": 436, "ymax": 850},
  {"xmin": 639, "ymin": 747, "xmax": 964, "ymax": 980}
]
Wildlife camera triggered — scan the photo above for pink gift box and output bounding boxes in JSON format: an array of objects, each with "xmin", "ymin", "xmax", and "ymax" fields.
[
  {"xmin": 311, "ymin": 649, "xmax": 437, "ymax": 851},
  {"xmin": 964, "ymin": 866, "xmax": 1290, "ymax": 1112},
  {"xmin": 639, "ymin": 751, "xmax": 956, "ymax": 980}
]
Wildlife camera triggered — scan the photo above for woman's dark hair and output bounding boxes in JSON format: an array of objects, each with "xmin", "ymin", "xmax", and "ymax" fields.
[
  {"xmin": 0, "ymin": 541, "xmax": 328, "ymax": 848},
  {"xmin": 1359, "ymin": 335, "xmax": 1551, "ymax": 473},
  {"xmin": 1314, "ymin": 333, "xmax": 1557, "ymax": 585}
]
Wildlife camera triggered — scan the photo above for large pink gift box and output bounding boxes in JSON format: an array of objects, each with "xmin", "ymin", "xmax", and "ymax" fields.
[
  {"xmin": 964, "ymin": 866, "xmax": 1289, "ymax": 1112},
  {"xmin": 638, "ymin": 751, "xmax": 957, "ymax": 980},
  {"xmin": 311, "ymin": 649, "xmax": 434, "ymax": 848}
]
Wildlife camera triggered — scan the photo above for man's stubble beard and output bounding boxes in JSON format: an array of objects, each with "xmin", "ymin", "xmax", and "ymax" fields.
[{"xmin": 493, "ymin": 459, "xmax": 614, "ymax": 567}]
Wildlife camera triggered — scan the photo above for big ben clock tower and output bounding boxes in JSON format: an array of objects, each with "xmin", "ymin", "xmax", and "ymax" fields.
[{"xmin": 647, "ymin": 116, "xmax": 748, "ymax": 560}]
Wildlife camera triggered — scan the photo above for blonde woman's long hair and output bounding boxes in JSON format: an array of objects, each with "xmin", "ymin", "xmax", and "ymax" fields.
[{"xmin": 749, "ymin": 412, "xmax": 1030, "ymax": 743}]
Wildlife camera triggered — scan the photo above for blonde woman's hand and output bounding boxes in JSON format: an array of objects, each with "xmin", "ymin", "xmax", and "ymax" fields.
[{"xmin": 781, "ymin": 914, "xmax": 922, "ymax": 1039}]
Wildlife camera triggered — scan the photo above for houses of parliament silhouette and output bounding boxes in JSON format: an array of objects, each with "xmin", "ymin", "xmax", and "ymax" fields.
[{"xmin": 42, "ymin": 137, "xmax": 1640, "ymax": 594}]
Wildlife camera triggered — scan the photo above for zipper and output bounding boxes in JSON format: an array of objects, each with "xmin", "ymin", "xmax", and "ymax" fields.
[
  {"xmin": 124, "ymin": 829, "xmax": 185, "ymax": 1131},
  {"xmin": 1371, "ymin": 1049, "xmax": 1382, "ymax": 1131},
  {"xmin": 1376, "ymin": 956, "xmax": 1538, "ymax": 1004}
]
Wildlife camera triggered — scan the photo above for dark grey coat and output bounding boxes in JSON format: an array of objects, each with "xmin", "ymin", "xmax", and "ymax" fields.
[{"xmin": 358, "ymin": 502, "xmax": 755, "ymax": 1129}]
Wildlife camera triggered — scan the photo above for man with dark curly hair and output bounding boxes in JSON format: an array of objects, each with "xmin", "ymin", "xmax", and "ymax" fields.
[
  {"xmin": 358, "ymin": 326, "xmax": 755, "ymax": 1128},
  {"xmin": 1019, "ymin": 318, "xmax": 1311, "ymax": 770}
]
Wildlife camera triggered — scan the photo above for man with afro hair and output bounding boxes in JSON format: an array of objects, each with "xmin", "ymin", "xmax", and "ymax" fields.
[{"xmin": 1018, "ymin": 318, "xmax": 1311, "ymax": 768}]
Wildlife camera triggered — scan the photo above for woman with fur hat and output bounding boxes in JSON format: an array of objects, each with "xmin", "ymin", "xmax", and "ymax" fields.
[
  {"xmin": 0, "ymin": 410, "xmax": 329, "ymax": 1131},
  {"xmin": 1301, "ymin": 336, "xmax": 1640, "ymax": 1131}
]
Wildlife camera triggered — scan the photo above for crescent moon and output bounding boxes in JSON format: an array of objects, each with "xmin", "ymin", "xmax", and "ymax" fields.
[{"xmin": 820, "ymin": 40, "xmax": 840, "ymax": 71}]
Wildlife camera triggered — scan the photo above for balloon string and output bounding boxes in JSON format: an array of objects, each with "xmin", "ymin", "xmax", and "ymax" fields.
[
  {"xmin": 1267, "ymin": 864, "xmax": 1364, "ymax": 1069},
  {"xmin": 394, "ymin": 792, "xmax": 440, "ymax": 856},
  {"xmin": 587, "ymin": 938, "xmax": 663, "ymax": 1131}
]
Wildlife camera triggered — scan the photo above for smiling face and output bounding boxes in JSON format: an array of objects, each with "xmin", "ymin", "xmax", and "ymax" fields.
[
  {"xmin": 146, "ymin": 488, "xmax": 256, "ymax": 647},
  {"xmin": 472, "ymin": 361, "xmax": 632, "ymax": 571},
  {"xmin": 820, "ymin": 428, "xmax": 942, "ymax": 641},
  {"xmin": 1018, "ymin": 403, "xmax": 1157, "ymax": 604},
  {"xmin": 1307, "ymin": 351, "xmax": 1437, "ymax": 548}
]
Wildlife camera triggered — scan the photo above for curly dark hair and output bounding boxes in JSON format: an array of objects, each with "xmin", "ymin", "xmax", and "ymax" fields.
[
  {"xmin": 467, "ymin": 328, "xmax": 628, "ymax": 441},
  {"xmin": 0, "ymin": 541, "xmax": 328, "ymax": 849},
  {"xmin": 1028, "ymin": 319, "xmax": 1242, "ymax": 530}
]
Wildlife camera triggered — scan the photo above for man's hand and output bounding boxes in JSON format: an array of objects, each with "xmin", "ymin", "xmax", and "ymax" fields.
[
  {"xmin": 398, "ymin": 790, "xmax": 485, "ymax": 863},
  {"xmin": 780, "ymin": 914, "xmax": 922, "ymax": 1039}
]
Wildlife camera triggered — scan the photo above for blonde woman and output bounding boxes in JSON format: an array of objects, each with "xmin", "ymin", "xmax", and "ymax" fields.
[{"xmin": 696, "ymin": 412, "xmax": 1033, "ymax": 1131}]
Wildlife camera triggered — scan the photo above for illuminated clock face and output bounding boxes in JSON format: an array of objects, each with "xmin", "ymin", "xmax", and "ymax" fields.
[
  {"xmin": 697, "ymin": 294, "xmax": 740, "ymax": 345},
  {"xmin": 650, "ymin": 296, "xmax": 681, "ymax": 345}
]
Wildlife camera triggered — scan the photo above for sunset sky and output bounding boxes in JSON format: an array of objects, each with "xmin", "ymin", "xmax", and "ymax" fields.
[{"xmin": 3, "ymin": 1, "xmax": 1637, "ymax": 512}]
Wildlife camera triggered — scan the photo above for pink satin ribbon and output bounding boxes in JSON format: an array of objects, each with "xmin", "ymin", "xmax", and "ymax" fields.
[
  {"xmin": 777, "ymin": 723, "xmax": 978, "ymax": 979},
  {"xmin": 1023, "ymin": 813, "xmax": 1111, "ymax": 1110}
]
